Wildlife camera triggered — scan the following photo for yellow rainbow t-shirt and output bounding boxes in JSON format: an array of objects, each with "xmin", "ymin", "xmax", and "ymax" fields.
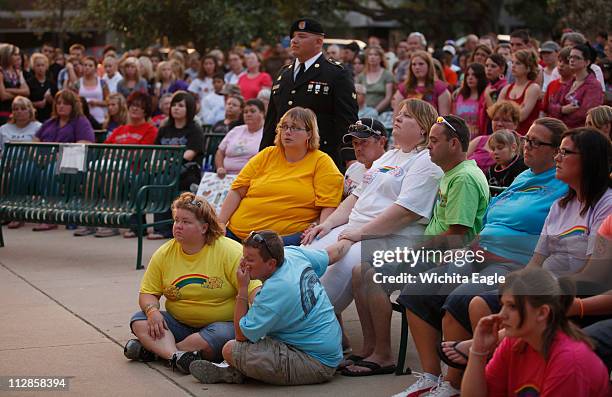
[{"xmin": 140, "ymin": 237, "xmax": 261, "ymax": 327}]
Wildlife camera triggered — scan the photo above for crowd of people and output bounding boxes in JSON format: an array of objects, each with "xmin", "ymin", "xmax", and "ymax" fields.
[{"xmin": 1, "ymin": 18, "xmax": 611, "ymax": 397}]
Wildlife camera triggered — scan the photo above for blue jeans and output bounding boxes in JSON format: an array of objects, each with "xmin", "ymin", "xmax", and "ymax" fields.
[{"xmin": 226, "ymin": 228, "xmax": 303, "ymax": 246}]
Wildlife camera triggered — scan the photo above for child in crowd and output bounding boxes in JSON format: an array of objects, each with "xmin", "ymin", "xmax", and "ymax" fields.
[
  {"xmin": 103, "ymin": 93, "xmax": 128, "ymax": 134},
  {"xmin": 151, "ymin": 93, "xmax": 171, "ymax": 128},
  {"xmin": 486, "ymin": 129, "xmax": 526, "ymax": 192},
  {"xmin": 198, "ymin": 73, "xmax": 225, "ymax": 126},
  {"xmin": 355, "ymin": 83, "xmax": 378, "ymax": 120}
]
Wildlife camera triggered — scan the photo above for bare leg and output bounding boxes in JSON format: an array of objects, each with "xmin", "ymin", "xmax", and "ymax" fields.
[
  {"xmin": 176, "ymin": 333, "xmax": 215, "ymax": 360},
  {"xmin": 345, "ymin": 268, "xmax": 395, "ymax": 373},
  {"xmin": 469, "ymin": 296, "xmax": 492, "ymax": 330},
  {"xmin": 132, "ymin": 320, "xmax": 177, "ymax": 360},
  {"xmin": 406, "ymin": 309, "xmax": 441, "ymax": 376},
  {"xmin": 222, "ymin": 340, "xmax": 235, "ymax": 366},
  {"xmin": 441, "ymin": 311, "xmax": 472, "ymax": 389},
  {"xmin": 351, "ymin": 264, "xmax": 375, "ymax": 357}
]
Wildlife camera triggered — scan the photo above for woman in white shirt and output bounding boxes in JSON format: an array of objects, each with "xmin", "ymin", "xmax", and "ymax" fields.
[{"xmin": 302, "ymin": 98, "xmax": 443, "ymax": 318}]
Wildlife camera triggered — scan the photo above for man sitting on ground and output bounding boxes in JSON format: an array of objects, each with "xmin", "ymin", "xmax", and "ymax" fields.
[{"xmin": 189, "ymin": 230, "xmax": 352, "ymax": 385}]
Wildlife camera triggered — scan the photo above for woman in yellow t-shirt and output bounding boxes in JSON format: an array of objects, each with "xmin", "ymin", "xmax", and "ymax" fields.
[
  {"xmin": 218, "ymin": 107, "xmax": 344, "ymax": 245},
  {"xmin": 124, "ymin": 192, "xmax": 261, "ymax": 374}
]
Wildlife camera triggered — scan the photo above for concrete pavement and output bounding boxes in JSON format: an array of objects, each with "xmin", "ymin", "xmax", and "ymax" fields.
[{"xmin": 0, "ymin": 224, "xmax": 422, "ymax": 397}]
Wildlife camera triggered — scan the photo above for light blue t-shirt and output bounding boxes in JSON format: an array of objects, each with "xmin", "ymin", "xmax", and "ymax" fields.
[
  {"xmin": 478, "ymin": 167, "xmax": 568, "ymax": 264},
  {"xmin": 239, "ymin": 247, "xmax": 342, "ymax": 368}
]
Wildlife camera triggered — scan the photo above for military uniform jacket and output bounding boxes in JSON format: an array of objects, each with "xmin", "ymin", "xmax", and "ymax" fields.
[{"xmin": 260, "ymin": 54, "xmax": 358, "ymax": 166}]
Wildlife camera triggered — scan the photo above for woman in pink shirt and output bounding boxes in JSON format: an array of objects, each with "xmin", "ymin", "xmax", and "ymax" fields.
[
  {"xmin": 237, "ymin": 53, "xmax": 272, "ymax": 100},
  {"xmin": 462, "ymin": 267, "xmax": 609, "ymax": 397},
  {"xmin": 547, "ymin": 44, "xmax": 604, "ymax": 128}
]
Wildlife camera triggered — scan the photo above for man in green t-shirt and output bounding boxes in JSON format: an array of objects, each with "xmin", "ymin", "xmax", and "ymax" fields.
[
  {"xmin": 425, "ymin": 115, "xmax": 490, "ymax": 245},
  {"xmin": 393, "ymin": 115, "xmax": 490, "ymax": 397}
]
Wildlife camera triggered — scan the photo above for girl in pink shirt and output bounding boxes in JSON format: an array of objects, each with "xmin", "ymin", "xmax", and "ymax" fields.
[
  {"xmin": 462, "ymin": 267, "xmax": 609, "ymax": 397},
  {"xmin": 237, "ymin": 52, "xmax": 272, "ymax": 100}
]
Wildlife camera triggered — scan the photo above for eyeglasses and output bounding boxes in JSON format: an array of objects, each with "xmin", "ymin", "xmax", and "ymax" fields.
[
  {"xmin": 348, "ymin": 121, "xmax": 382, "ymax": 137},
  {"xmin": 279, "ymin": 124, "xmax": 307, "ymax": 133},
  {"xmin": 556, "ymin": 148, "xmax": 580, "ymax": 159},
  {"xmin": 520, "ymin": 136, "xmax": 555, "ymax": 148},
  {"xmin": 436, "ymin": 116, "xmax": 457, "ymax": 133},
  {"xmin": 568, "ymin": 55, "xmax": 584, "ymax": 61},
  {"xmin": 246, "ymin": 231, "xmax": 273, "ymax": 257}
]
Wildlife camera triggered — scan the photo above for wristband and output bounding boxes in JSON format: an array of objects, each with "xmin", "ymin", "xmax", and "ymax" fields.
[
  {"xmin": 577, "ymin": 298, "xmax": 584, "ymax": 319},
  {"xmin": 145, "ymin": 307, "xmax": 159, "ymax": 317},
  {"xmin": 236, "ymin": 295, "xmax": 248, "ymax": 302},
  {"xmin": 469, "ymin": 347, "xmax": 489, "ymax": 356},
  {"xmin": 144, "ymin": 303, "xmax": 160, "ymax": 315}
]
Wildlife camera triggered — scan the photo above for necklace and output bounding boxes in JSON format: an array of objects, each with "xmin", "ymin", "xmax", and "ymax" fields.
[{"xmin": 494, "ymin": 155, "xmax": 519, "ymax": 173}]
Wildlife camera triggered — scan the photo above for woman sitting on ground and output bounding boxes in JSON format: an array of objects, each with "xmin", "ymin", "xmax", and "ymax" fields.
[
  {"xmin": 124, "ymin": 192, "xmax": 262, "ymax": 374},
  {"xmin": 218, "ymin": 107, "xmax": 343, "ymax": 246},
  {"xmin": 215, "ymin": 99, "xmax": 265, "ymax": 178},
  {"xmin": 462, "ymin": 267, "xmax": 610, "ymax": 397}
]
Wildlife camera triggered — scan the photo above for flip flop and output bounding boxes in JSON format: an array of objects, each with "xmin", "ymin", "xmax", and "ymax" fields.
[
  {"xmin": 337, "ymin": 354, "xmax": 364, "ymax": 370},
  {"xmin": 437, "ymin": 341, "xmax": 468, "ymax": 370},
  {"xmin": 340, "ymin": 360, "xmax": 396, "ymax": 377}
]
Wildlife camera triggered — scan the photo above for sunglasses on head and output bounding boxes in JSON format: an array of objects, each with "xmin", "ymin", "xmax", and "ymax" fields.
[
  {"xmin": 348, "ymin": 120, "xmax": 382, "ymax": 136},
  {"xmin": 246, "ymin": 231, "xmax": 273, "ymax": 257}
]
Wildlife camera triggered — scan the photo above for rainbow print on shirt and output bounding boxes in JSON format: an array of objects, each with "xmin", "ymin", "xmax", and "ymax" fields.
[
  {"xmin": 558, "ymin": 225, "xmax": 588, "ymax": 239},
  {"xmin": 163, "ymin": 273, "xmax": 223, "ymax": 301},
  {"xmin": 518, "ymin": 186, "xmax": 543, "ymax": 193}
]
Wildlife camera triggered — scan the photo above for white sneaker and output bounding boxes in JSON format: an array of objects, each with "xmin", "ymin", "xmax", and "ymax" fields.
[
  {"xmin": 390, "ymin": 372, "xmax": 440, "ymax": 397},
  {"xmin": 421, "ymin": 380, "xmax": 460, "ymax": 397}
]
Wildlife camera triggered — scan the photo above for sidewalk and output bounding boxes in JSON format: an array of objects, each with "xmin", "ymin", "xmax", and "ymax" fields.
[{"xmin": 0, "ymin": 225, "xmax": 421, "ymax": 396}]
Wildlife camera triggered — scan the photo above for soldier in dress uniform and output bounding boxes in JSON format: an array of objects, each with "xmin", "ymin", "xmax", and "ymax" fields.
[{"xmin": 259, "ymin": 18, "xmax": 358, "ymax": 167}]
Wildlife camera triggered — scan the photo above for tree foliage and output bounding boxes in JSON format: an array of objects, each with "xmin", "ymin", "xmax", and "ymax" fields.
[{"xmin": 82, "ymin": 0, "xmax": 343, "ymax": 50}]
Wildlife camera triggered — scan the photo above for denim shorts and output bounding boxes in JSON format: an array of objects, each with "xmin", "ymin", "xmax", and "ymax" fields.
[{"xmin": 130, "ymin": 311, "xmax": 234, "ymax": 361}]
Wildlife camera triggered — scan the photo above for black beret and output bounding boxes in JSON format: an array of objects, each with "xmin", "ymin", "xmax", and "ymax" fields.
[
  {"xmin": 345, "ymin": 41, "xmax": 360, "ymax": 53},
  {"xmin": 290, "ymin": 18, "xmax": 325, "ymax": 37}
]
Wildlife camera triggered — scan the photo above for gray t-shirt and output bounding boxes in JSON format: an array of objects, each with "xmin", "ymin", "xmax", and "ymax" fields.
[
  {"xmin": 0, "ymin": 121, "xmax": 41, "ymax": 155},
  {"xmin": 535, "ymin": 189, "xmax": 612, "ymax": 275}
]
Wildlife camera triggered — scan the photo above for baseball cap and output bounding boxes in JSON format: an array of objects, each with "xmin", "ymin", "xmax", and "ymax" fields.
[
  {"xmin": 290, "ymin": 18, "xmax": 325, "ymax": 38},
  {"xmin": 221, "ymin": 84, "xmax": 241, "ymax": 96},
  {"xmin": 540, "ymin": 41, "xmax": 560, "ymax": 53},
  {"xmin": 442, "ymin": 44, "xmax": 456, "ymax": 56},
  {"xmin": 342, "ymin": 118, "xmax": 386, "ymax": 143}
]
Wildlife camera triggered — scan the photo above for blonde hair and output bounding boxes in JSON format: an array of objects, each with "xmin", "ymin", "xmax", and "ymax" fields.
[
  {"xmin": 171, "ymin": 192, "xmax": 224, "ymax": 246},
  {"xmin": 0, "ymin": 43, "xmax": 18, "ymax": 69},
  {"xmin": 138, "ymin": 56, "xmax": 154, "ymax": 80},
  {"xmin": 8, "ymin": 96, "xmax": 36, "ymax": 123},
  {"xmin": 273, "ymin": 107, "xmax": 320, "ymax": 151},
  {"xmin": 488, "ymin": 129, "xmax": 520, "ymax": 154},
  {"xmin": 169, "ymin": 59, "xmax": 184, "ymax": 82},
  {"xmin": 155, "ymin": 61, "xmax": 176, "ymax": 83},
  {"xmin": 121, "ymin": 57, "xmax": 141, "ymax": 81},
  {"xmin": 103, "ymin": 93, "xmax": 128, "ymax": 129},
  {"xmin": 30, "ymin": 52, "xmax": 48, "ymax": 68},
  {"xmin": 364, "ymin": 46, "xmax": 387, "ymax": 73},
  {"xmin": 586, "ymin": 105, "xmax": 612, "ymax": 131},
  {"xmin": 397, "ymin": 98, "xmax": 438, "ymax": 148}
]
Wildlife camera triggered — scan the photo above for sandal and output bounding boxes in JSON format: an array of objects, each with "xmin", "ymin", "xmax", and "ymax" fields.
[
  {"xmin": 123, "ymin": 231, "xmax": 137, "ymax": 238},
  {"xmin": 32, "ymin": 224, "xmax": 58, "ymax": 232},
  {"xmin": 438, "ymin": 341, "xmax": 468, "ymax": 370},
  {"xmin": 7, "ymin": 221, "xmax": 24, "ymax": 229},
  {"xmin": 146, "ymin": 233, "xmax": 168, "ymax": 240},
  {"xmin": 340, "ymin": 360, "xmax": 396, "ymax": 377},
  {"xmin": 337, "ymin": 354, "xmax": 364, "ymax": 370}
]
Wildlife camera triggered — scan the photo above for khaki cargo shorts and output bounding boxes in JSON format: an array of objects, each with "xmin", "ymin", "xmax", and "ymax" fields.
[{"xmin": 231, "ymin": 337, "xmax": 336, "ymax": 385}]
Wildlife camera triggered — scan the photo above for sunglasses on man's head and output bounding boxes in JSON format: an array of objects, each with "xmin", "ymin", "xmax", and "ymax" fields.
[
  {"xmin": 246, "ymin": 231, "xmax": 273, "ymax": 257},
  {"xmin": 348, "ymin": 120, "xmax": 382, "ymax": 136}
]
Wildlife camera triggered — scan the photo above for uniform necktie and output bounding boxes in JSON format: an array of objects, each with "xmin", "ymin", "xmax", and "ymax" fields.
[{"xmin": 294, "ymin": 62, "xmax": 304, "ymax": 82}]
